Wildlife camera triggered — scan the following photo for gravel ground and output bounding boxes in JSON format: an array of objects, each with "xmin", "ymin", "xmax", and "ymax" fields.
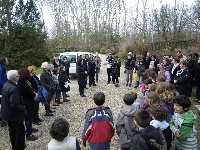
[{"xmin": 0, "ymin": 54, "xmax": 199, "ymax": 150}]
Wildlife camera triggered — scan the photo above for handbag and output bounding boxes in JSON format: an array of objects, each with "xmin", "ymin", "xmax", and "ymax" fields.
[{"xmin": 133, "ymin": 73, "xmax": 139, "ymax": 81}]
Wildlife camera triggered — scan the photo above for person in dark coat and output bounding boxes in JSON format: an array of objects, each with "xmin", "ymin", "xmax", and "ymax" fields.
[
  {"xmin": 59, "ymin": 66, "xmax": 70, "ymax": 102},
  {"xmin": 82, "ymin": 54, "xmax": 88, "ymax": 88},
  {"xmin": 63, "ymin": 57, "xmax": 70, "ymax": 80},
  {"xmin": 88, "ymin": 56, "xmax": 97, "ymax": 87},
  {"xmin": 18, "ymin": 68, "xmax": 38, "ymax": 141},
  {"xmin": 52, "ymin": 54, "xmax": 63, "ymax": 68},
  {"xmin": 186, "ymin": 53, "xmax": 197, "ymax": 97},
  {"xmin": 149, "ymin": 55, "xmax": 159, "ymax": 74},
  {"xmin": 142, "ymin": 52, "xmax": 151, "ymax": 69},
  {"xmin": 125, "ymin": 54, "xmax": 135, "ymax": 87},
  {"xmin": 169, "ymin": 57, "xmax": 180, "ymax": 84},
  {"xmin": 174, "ymin": 61, "xmax": 190, "ymax": 97},
  {"xmin": 27, "ymin": 66, "xmax": 44, "ymax": 125},
  {"xmin": 106, "ymin": 53, "xmax": 114, "ymax": 84},
  {"xmin": 77, "ymin": 58, "xmax": 87, "ymax": 97},
  {"xmin": 194, "ymin": 58, "xmax": 200, "ymax": 102},
  {"xmin": 0, "ymin": 57, "xmax": 8, "ymax": 102},
  {"xmin": 40, "ymin": 62, "xmax": 54, "ymax": 116},
  {"xmin": 1, "ymin": 70, "xmax": 28, "ymax": 150}
]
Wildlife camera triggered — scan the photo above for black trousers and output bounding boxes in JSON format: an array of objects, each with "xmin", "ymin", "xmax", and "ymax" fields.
[
  {"xmin": 79, "ymin": 85, "xmax": 85, "ymax": 95},
  {"xmin": 89, "ymin": 74, "xmax": 95, "ymax": 85},
  {"xmin": 7, "ymin": 120, "xmax": 25, "ymax": 150},
  {"xmin": 65, "ymin": 69, "xmax": 70, "ymax": 80}
]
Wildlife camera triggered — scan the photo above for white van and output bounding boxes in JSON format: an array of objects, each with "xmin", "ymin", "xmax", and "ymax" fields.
[{"xmin": 59, "ymin": 52, "xmax": 93, "ymax": 75}]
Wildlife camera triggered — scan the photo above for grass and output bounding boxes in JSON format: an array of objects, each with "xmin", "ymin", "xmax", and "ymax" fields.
[{"xmin": 36, "ymin": 67, "xmax": 43, "ymax": 75}]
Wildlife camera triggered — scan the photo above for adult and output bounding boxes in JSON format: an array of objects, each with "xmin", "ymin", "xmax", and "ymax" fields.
[
  {"xmin": 194, "ymin": 58, "xmax": 200, "ymax": 102},
  {"xmin": 174, "ymin": 61, "xmax": 190, "ymax": 97},
  {"xmin": 63, "ymin": 57, "xmax": 70, "ymax": 81},
  {"xmin": 125, "ymin": 54, "xmax": 135, "ymax": 87},
  {"xmin": 112, "ymin": 56, "xmax": 121, "ymax": 87},
  {"xmin": 94, "ymin": 52, "xmax": 101, "ymax": 83},
  {"xmin": 40, "ymin": 62, "xmax": 54, "ymax": 116},
  {"xmin": 142, "ymin": 52, "xmax": 151, "ymax": 69},
  {"xmin": 176, "ymin": 50, "xmax": 183, "ymax": 60},
  {"xmin": 18, "ymin": 68, "xmax": 38, "ymax": 141},
  {"xmin": 77, "ymin": 58, "xmax": 87, "ymax": 97},
  {"xmin": 169, "ymin": 57, "xmax": 180, "ymax": 84},
  {"xmin": 88, "ymin": 56, "xmax": 97, "ymax": 87},
  {"xmin": 52, "ymin": 54, "xmax": 63, "ymax": 68},
  {"xmin": 81, "ymin": 54, "xmax": 88, "ymax": 88},
  {"xmin": 0, "ymin": 57, "xmax": 8, "ymax": 102},
  {"xmin": 149, "ymin": 55, "xmax": 159, "ymax": 74},
  {"xmin": 27, "ymin": 66, "xmax": 44, "ymax": 125},
  {"xmin": 186, "ymin": 53, "xmax": 197, "ymax": 97},
  {"xmin": 1, "ymin": 70, "xmax": 27, "ymax": 150},
  {"xmin": 106, "ymin": 53, "xmax": 114, "ymax": 84}
]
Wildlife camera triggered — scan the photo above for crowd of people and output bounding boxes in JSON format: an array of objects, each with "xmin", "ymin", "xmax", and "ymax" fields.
[{"xmin": 0, "ymin": 49, "xmax": 200, "ymax": 150}]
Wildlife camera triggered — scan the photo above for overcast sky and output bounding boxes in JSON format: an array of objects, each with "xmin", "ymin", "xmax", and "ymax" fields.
[{"xmin": 40, "ymin": 0, "xmax": 195, "ymax": 32}]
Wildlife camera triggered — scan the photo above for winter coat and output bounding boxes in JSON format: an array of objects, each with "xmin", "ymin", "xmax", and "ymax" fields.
[
  {"xmin": 40, "ymin": 69, "xmax": 54, "ymax": 99},
  {"xmin": 174, "ymin": 68, "xmax": 190, "ymax": 96},
  {"xmin": 194, "ymin": 63, "xmax": 200, "ymax": 85},
  {"xmin": 77, "ymin": 65, "xmax": 86, "ymax": 86},
  {"xmin": 17, "ymin": 81, "xmax": 37, "ymax": 118},
  {"xmin": 82, "ymin": 107, "xmax": 114, "ymax": 150},
  {"xmin": 82, "ymin": 59, "xmax": 88, "ymax": 72},
  {"xmin": 1, "ymin": 80, "xmax": 27, "ymax": 121},
  {"xmin": 0, "ymin": 64, "xmax": 7, "ymax": 95},
  {"xmin": 143, "ymin": 56, "xmax": 151, "ymax": 70},
  {"xmin": 186, "ymin": 59, "xmax": 197, "ymax": 80},
  {"xmin": 170, "ymin": 110, "xmax": 197, "ymax": 150},
  {"xmin": 130, "ymin": 125, "xmax": 167, "ymax": 150},
  {"xmin": 170, "ymin": 64, "xmax": 180, "ymax": 83},
  {"xmin": 136, "ymin": 64, "xmax": 145, "ymax": 77},
  {"xmin": 52, "ymin": 59, "xmax": 63, "ymax": 68},
  {"xmin": 59, "ymin": 71, "xmax": 69, "ymax": 92},
  {"xmin": 125, "ymin": 59, "xmax": 135, "ymax": 70},
  {"xmin": 29, "ymin": 75, "xmax": 43, "ymax": 93},
  {"xmin": 116, "ymin": 105, "xmax": 138, "ymax": 148},
  {"xmin": 162, "ymin": 102, "xmax": 174, "ymax": 123},
  {"xmin": 112, "ymin": 61, "xmax": 121, "ymax": 78},
  {"xmin": 149, "ymin": 60, "xmax": 159, "ymax": 74},
  {"xmin": 63, "ymin": 60, "xmax": 70, "ymax": 69},
  {"xmin": 88, "ymin": 61, "xmax": 96, "ymax": 75}
]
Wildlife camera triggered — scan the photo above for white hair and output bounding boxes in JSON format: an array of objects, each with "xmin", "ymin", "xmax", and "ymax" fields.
[
  {"xmin": 41, "ymin": 62, "xmax": 49, "ymax": 69},
  {"xmin": 7, "ymin": 70, "xmax": 18, "ymax": 80}
]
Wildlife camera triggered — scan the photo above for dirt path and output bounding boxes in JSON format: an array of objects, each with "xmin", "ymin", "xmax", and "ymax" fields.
[{"xmin": 0, "ymin": 54, "xmax": 199, "ymax": 150}]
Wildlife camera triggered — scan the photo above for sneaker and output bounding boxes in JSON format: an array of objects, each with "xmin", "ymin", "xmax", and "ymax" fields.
[
  {"xmin": 134, "ymin": 86, "xmax": 138, "ymax": 88},
  {"xmin": 26, "ymin": 134, "xmax": 38, "ymax": 141},
  {"xmin": 32, "ymin": 128, "xmax": 38, "ymax": 133},
  {"xmin": 115, "ymin": 84, "xmax": 119, "ymax": 87},
  {"xmin": 63, "ymin": 99, "xmax": 70, "ymax": 102},
  {"xmin": 93, "ymin": 84, "xmax": 97, "ymax": 86},
  {"xmin": 80, "ymin": 94, "xmax": 86, "ymax": 97}
]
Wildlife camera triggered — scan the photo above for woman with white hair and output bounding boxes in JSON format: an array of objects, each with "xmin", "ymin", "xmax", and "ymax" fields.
[{"xmin": 40, "ymin": 62, "xmax": 54, "ymax": 116}]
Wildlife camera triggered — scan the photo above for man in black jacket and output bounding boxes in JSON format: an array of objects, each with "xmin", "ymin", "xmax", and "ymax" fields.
[{"xmin": 1, "ymin": 70, "xmax": 27, "ymax": 150}]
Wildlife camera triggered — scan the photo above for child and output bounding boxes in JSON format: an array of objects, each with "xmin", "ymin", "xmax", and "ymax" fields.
[
  {"xmin": 148, "ymin": 104, "xmax": 169, "ymax": 130},
  {"xmin": 159, "ymin": 66, "xmax": 171, "ymax": 82},
  {"xmin": 48, "ymin": 118, "xmax": 80, "ymax": 150},
  {"xmin": 141, "ymin": 91, "xmax": 161, "ymax": 110},
  {"xmin": 82, "ymin": 92, "xmax": 114, "ymax": 150},
  {"xmin": 156, "ymin": 74, "xmax": 166, "ymax": 83},
  {"xmin": 130, "ymin": 92, "xmax": 140, "ymax": 109},
  {"xmin": 130, "ymin": 109, "xmax": 166, "ymax": 150},
  {"xmin": 116, "ymin": 94, "xmax": 138, "ymax": 150},
  {"xmin": 170, "ymin": 95, "xmax": 197, "ymax": 150},
  {"xmin": 134, "ymin": 59, "xmax": 145, "ymax": 88},
  {"xmin": 156, "ymin": 82, "xmax": 176, "ymax": 150}
]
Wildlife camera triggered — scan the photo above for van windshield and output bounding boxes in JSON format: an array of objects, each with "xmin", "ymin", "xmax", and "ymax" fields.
[{"xmin": 60, "ymin": 55, "xmax": 76, "ymax": 63}]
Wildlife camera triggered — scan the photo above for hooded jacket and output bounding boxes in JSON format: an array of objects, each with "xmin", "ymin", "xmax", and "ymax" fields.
[
  {"xmin": 116, "ymin": 105, "xmax": 138, "ymax": 148},
  {"xmin": 130, "ymin": 125, "xmax": 167, "ymax": 150},
  {"xmin": 170, "ymin": 110, "xmax": 197, "ymax": 150}
]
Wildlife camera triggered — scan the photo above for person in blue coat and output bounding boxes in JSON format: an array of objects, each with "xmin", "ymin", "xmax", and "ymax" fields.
[{"xmin": 0, "ymin": 57, "xmax": 8, "ymax": 103}]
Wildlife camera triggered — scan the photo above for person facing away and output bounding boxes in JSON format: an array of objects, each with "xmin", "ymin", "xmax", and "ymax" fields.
[
  {"xmin": 1, "ymin": 70, "xmax": 28, "ymax": 150},
  {"xmin": 170, "ymin": 95, "xmax": 197, "ymax": 150},
  {"xmin": 82, "ymin": 92, "xmax": 114, "ymax": 150},
  {"xmin": 48, "ymin": 118, "xmax": 80, "ymax": 150},
  {"xmin": 116, "ymin": 93, "xmax": 138, "ymax": 150},
  {"xmin": 130, "ymin": 109, "xmax": 167, "ymax": 150}
]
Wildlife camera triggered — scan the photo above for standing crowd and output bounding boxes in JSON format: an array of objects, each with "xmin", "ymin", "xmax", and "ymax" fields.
[{"xmin": 0, "ymin": 50, "xmax": 200, "ymax": 150}]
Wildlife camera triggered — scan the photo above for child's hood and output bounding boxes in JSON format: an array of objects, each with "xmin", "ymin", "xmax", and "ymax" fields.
[
  {"xmin": 120, "ymin": 105, "xmax": 137, "ymax": 117},
  {"xmin": 182, "ymin": 110, "xmax": 197, "ymax": 124}
]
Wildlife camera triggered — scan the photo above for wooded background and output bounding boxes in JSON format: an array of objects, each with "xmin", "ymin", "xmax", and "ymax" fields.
[{"xmin": 0, "ymin": 0, "xmax": 199, "ymax": 69}]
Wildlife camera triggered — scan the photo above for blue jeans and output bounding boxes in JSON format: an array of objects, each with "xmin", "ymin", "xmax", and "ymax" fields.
[
  {"xmin": 96, "ymin": 67, "xmax": 100, "ymax": 82},
  {"xmin": 90, "ymin": 146, "xmax": 110, "ymax": 150}
]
